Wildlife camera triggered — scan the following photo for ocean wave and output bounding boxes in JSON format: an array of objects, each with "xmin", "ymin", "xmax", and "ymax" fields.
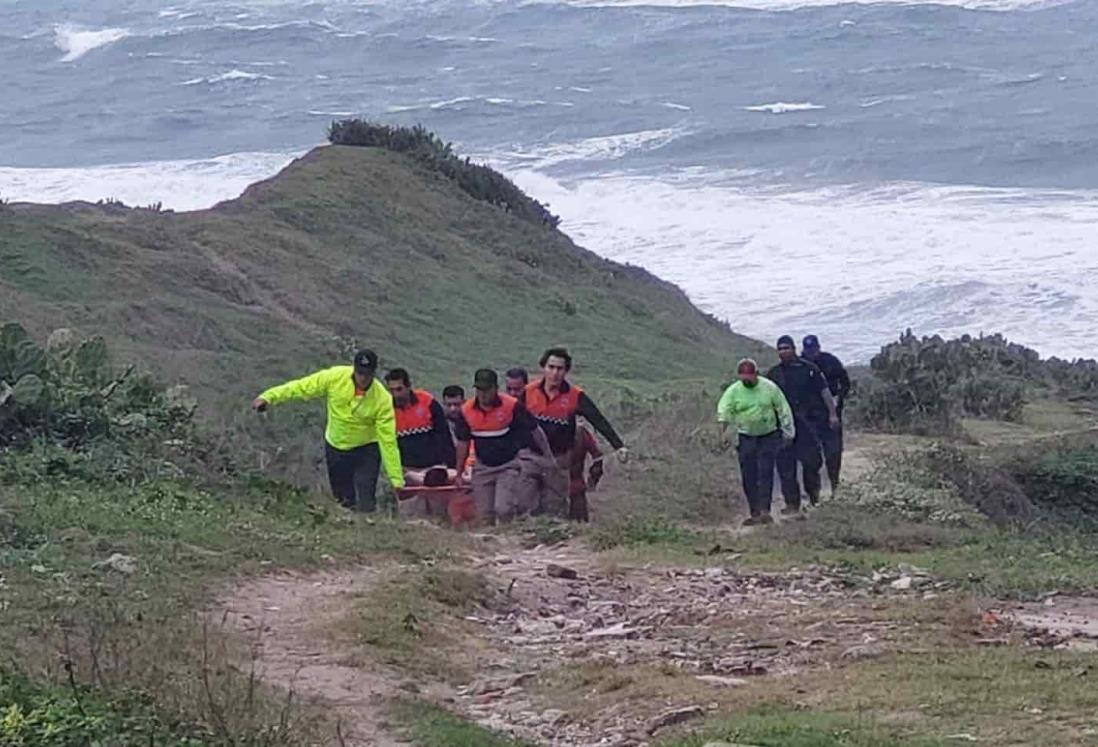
[
  {"xmin": 859, "ymin": 94, "xmax": 915, "ymax": 108},
  {"xmin": 53, "ymin": 24, "xmax": 128, "ymax": 62},
  {"xmin": 662, "ymin": 101, "xmax": 692, "ymax": 111},
  {"xmin": 499, "ymin": 168, "xmax": 1098, "ymax": 361},
  {"xmin": 181, "ymin": 69, "xmax": 275, "ymax": 86},
  {"xmin": 744, "ymin": 101, "xmax": 825, "ymax": 113},
  {"xmin": 386, "ymin": 95, "xmax": 564, "ymax": 113},
  {"xmin": 0, "ymin": 151, "xmax": 301, "ymax": 213},
  {"xmin": 556, "ymin": 0, "xmax": 1067, "ymax": 11},
  {"xmin": 491, "ymin": 127, "xmax": 686, "ymax": 170}
]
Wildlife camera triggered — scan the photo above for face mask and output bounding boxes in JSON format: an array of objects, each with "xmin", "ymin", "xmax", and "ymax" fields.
[{"xmin": 743, "ymin": 378, "xmax": 758, "ymax": 388}]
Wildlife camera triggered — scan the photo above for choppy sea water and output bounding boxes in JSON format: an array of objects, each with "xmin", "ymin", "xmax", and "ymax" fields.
[{"xmin": 2, "ymin": 0, "xmax": 1097, "ymax": 361}]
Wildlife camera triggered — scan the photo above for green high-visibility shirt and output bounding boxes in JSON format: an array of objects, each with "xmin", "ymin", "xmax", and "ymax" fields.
[
  {"xmin": 716, "ymin": 377, "xmax": 796, "ymax": 440},
  {"xmin": 259, "ymin": 366, "xmax": 405, "ymax": 489}
]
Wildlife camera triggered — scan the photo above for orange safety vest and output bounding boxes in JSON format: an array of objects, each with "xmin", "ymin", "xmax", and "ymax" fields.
[
  {"xmin": 394, "ymin": 390, "xmax": 436, "ymax": 439},
  {"xmin": 524, "ymin": 379, "xmax": 582, "ymax": 426},
  {"xmin": 461, "ymin": 394, "xmax": 518, "ymax": 437}
]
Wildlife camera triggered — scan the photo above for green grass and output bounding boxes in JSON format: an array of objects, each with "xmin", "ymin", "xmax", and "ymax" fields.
[
  {"xmin": 0, "ymin": 144, "xmax": 768, "ymax": 489},
  {"xmin": 0, "ymin": 672, "xmax": 209, "ymax": 746},
  {"xmin": 654, "ymin": 647, "xmax": 1098, "ymax": 747},
  {"xmin": 341, "ymin": 565, "xmax": 497, "ymax": 682},
  {"xmin": 0, "ymin": 477, "xmax": 466, "ymax": 744},
  {"xmin": 390, "ymin": 699, "xmax": 533, "ymax": 747},
  {"xmin": 2, "ymin": 136, "xmax": 1090, "ymax": 480},
  {"xmin": 588, "ymin": 504, "xmax": 1098, "ymax": 599},
  {"xmin": 658, "ymin": 708, "xmax": 945, "ymax": 747}
]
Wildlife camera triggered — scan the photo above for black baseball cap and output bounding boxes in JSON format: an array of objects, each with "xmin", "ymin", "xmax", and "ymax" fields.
[
  {"xmin": 353, "ymin": 349, "xmax": 378, "ymax": 373},
  {"xmin": 473, "ymin": 368, "xmax": 498, "ymax": 391},
  {"xmin": 803, "ymin": 334, "xmax": 821, "ymax": 350}
]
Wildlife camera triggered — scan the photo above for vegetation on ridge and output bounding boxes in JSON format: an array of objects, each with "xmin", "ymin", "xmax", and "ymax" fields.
[
  {"xmin": 850, "ymin": 330, "xmax": 1098, "ymax": 433},
  {"xmin": 328, "ymin": 119, "xmax": 560, "ymax": 228}
]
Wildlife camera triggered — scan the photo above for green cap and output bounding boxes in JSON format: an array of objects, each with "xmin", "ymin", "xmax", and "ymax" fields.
[{"xmin": 473, "ymin": 368, "xmax": 498, "ymax": 391}]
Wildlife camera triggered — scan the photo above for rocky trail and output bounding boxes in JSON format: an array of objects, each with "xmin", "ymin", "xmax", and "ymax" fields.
[{"xmin": 215, "ymin": 525, "xmax": 1098, "ymax": 747}]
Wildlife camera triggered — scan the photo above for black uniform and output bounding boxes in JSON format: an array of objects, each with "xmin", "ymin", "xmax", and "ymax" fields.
[
  {"xmin": 766, "ymin": 358, "xmax": 828, "ymax": 507},
  {"xmin": 806, "ymin": 350, "xmax": 850, "ymax": 489}
]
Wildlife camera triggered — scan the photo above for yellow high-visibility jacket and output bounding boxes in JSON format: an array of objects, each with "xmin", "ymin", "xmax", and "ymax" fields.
[{"xmin": 259, "ymin": 366, "xmax": 404, "ymax": 489}]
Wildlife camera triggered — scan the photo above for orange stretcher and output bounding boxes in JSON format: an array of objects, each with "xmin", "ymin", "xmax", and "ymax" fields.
[{"xmin": 396, "ymin": 485, "xmax": 477, "ymax": 528}]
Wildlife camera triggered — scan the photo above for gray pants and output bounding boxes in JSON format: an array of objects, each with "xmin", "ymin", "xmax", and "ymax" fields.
[
  {"xmin": 472, "ymin": 451, "xmax": 540, "ymax": 522},
  {"xmin": 325, "ymin": 441, "xmax": 380, "ymax": 512}
]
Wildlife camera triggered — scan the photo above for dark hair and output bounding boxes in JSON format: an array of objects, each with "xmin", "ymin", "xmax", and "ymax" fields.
[
  {"xmin": 539, "ymin": 347, "xmax": 572, "ymax": 371},
  {"xmin": 384, "ymin": 368, "xmax": 411, "ymax": 386},
  {"xmin": 505, "ymin": 367, "xmax": 529, "ymax": 384},
  {"xmin": 442, "ymin": 385, "xmax": 465, "ymax": 399}
]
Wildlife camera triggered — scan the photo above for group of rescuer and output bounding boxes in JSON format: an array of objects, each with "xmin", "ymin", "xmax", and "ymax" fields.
[
  {"xmin": 252, "ymin": 347, "xmax": 625, "ymax": 524},
  {"xmin": 716, "ymin": 335, "xmax": 850, "ymax": 525},
  {"xmin": 252, "ymin": 335, "xmax": 848, "ymax": 527}
]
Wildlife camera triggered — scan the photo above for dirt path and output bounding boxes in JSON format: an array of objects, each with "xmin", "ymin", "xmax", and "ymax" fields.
[
  {"xmin": 215, "ymin": 531, "xmax": 974, "ymax": 747},
  {"xmin": 217, "ymin": 567, "xmax": 417, "ymax": 746}
]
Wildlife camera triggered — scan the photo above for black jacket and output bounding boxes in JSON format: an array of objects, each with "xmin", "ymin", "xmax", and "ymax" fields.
[
  {"xmin": 811, "ymin": 351, "xmax": 851, "ymax": 403},
  {"xmin": 766, "ymin": 358, "xmax": 829, "ymax": 422}
]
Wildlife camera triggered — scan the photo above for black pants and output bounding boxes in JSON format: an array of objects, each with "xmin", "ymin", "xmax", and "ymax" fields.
[
  {"xmin": 777, "ymin": 418, "xmax": 823, "ymax": 509},
  {"xmin": 736, "ymin": 431, "xmax": 782, "ymax": 517},
  {"xmin": 325, "ymin": 442, "xmax": 381, "ymax": 512},
  {"xmin": 810, "ymin": 418, "xmax": 844, "ymax": 490}
]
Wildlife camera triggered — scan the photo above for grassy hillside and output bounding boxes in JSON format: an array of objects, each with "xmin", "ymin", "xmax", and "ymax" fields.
[{"xmin": 0, "ymin": 145, "xmax": 765, "ymax": 409}]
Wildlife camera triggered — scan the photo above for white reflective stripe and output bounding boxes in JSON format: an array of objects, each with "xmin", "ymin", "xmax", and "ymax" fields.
[
  {"xmin": 535, "ymin": 415, "xmax": 570, "ymax": 426},
  {"xmin": 397, "ymin": 426, "xmax": 433, "ymax": 437},
  {"xmin": 471, "ymin": 427, "xmax": 511, "ymax": 438}
]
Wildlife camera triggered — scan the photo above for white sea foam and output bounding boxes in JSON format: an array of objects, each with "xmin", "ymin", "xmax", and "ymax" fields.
[
  {"xmin": 496, "ymin": 128, "xmax": 685, "ymax": 170},
  {"xmin": 497, "ymin": 167, "xmax": 1098, "ymax": 361},
  {"xmin": 183, "ymin": 69, "xmax": 274, "ymax": 85},
  {"xmin": 744, "ymin": 101, "xmax": 825, "ymax": 113},
  {"xmin": 662, "ymin": 101, "xmax": 692, "ymax": 111},
  {"xmin": 0, "ymin": 152, "xmax": 300, "ymax": 213},
  {"xmin": 53, "ymin": 24, "xmax": 128, "ymax": 62},
  {"xmin": 386, "ymin": 96, "xmax": 555, "ymax": 113},
  {"xmin": 558, "ymin": 0, "xmax": 1066, "ymax": 11}
]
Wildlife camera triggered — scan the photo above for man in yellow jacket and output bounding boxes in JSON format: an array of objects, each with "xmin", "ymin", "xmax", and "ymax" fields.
[{"xmin": 252, "ymin": 349, "xmax": 404, "ymax": 512}]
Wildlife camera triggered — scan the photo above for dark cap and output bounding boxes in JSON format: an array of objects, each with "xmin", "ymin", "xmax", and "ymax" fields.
[
  {"xmin": 776, "ymin": 335, "xmax": 796, "ymax": 349},
  {"xmin": 802, "ymin": 334, "xmax": 821, "ymax": 350},
  {"xmin": 353, "ymin": 348, "xmax": 378, "ymax": 373},
  {"xmin": 473, "ymin": 368, "xmax": 498, "ymax": 391}
]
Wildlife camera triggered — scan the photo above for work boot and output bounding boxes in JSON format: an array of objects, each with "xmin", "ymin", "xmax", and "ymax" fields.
[
  {"xmin": 742, "ymin": 513, "xmax": 775, "ymax": 527},
  {"xmin": 780, "ymin": 506, "xmax": 805, "ymax": 520},
  {"xmin": 807, "ymin": 490, "xmax": 821, "ymax": 507}
]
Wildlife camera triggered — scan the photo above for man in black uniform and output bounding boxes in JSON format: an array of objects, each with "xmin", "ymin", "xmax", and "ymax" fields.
[
  {"xmin": 767, "ymin": 335, "xmax": 840, "ymax": 513},
  {"xmin": 802, "ymin": 335, "xmax": 851, "ymax": 492}
]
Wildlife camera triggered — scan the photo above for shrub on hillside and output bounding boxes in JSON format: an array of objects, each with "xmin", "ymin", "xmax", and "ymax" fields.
[
  {"xmin": 1009, "ymin": 445, "xmax": 1098, "ymax": 525},
  {"xmin": 846, "ymin": 330, "xmax": 1081, "ymax": 432},
  {"xmin": 327, "ymin": 120, "xmax": 560, "ymax": 229},
  {"xmin": 0, "ymin": 323, "xmax": 221, "ymax": 484},
  {"xmin": 0, "ymin": 672, "xmax": 205, "ymax": 746}
]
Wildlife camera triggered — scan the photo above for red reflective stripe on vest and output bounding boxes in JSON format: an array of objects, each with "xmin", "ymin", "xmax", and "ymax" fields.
[
  {"xmin": 462, "ymin": 394, "xmax": 517, "ymax": 436},
  {"xmin": 524, "ymin": 380, "xmax": 582, "ymax": 426},
  {"xmin": 395, "ymin": 390, "xmax": 436, "ymax": 438}
]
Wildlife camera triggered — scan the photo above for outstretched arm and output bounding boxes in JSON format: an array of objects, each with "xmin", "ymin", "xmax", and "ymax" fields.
[
  {"xmin": 577, "ymin": 393, "xmax": 625, "ymax": 450},
  {"xmin": 255, "ymin": 368, "xmax": 335, "ymax": 409}
]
